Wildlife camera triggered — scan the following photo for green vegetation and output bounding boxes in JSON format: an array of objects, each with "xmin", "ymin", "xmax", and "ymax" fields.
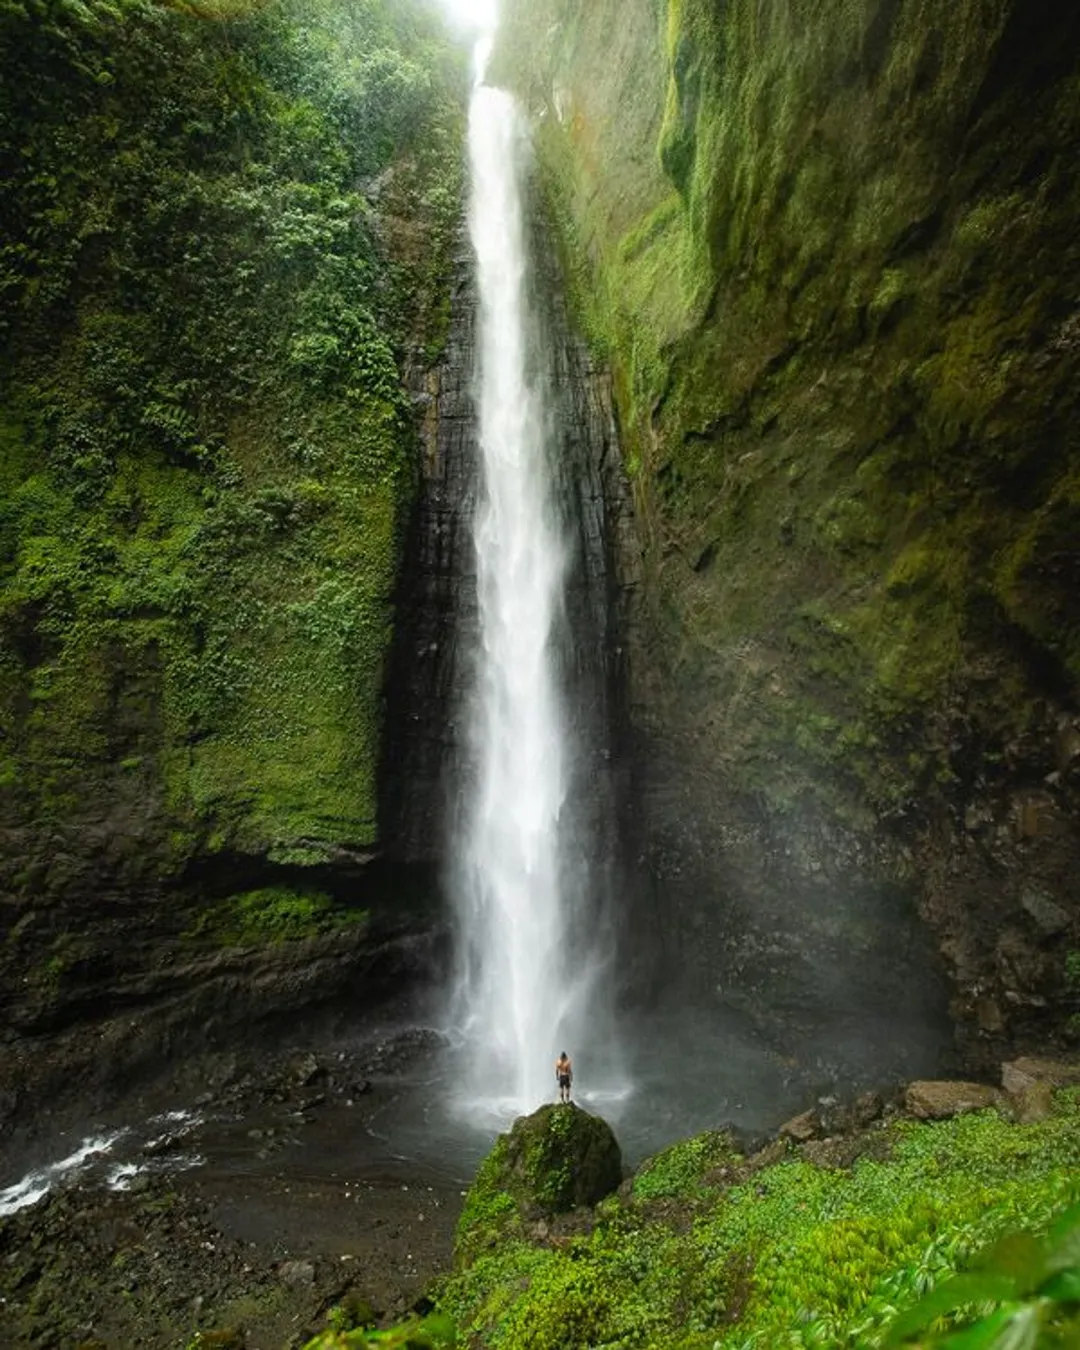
[
  {"xmin": 304, "ymin": 1312, "xmax": 456, "ymax": 1349},
  {"xmin": 500, "ymin": 0, "xmax": 1080, "ymax": 832},
  {"xmin": 184, "ymin": 884, "xmax": 368, "ymax": 943},
  {"xmin": 885, "ymin": 1200, "xmax": 1080, "ymax": 1347},
  {"xmin": 439, "ymin": 1094, "xmax": 1080, "ymax": 1349},
  {"xmin": 0, "ymin": 0, "xmax": 466, "ymax": 901},
  {"xmin": 631, "ymin": 1129, "xmax": 740, "ymax": 1201}
]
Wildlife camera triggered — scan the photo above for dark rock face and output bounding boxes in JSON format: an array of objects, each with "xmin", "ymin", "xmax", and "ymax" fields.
[
  {"xmin": 0, "ymin": 914, "xmax": 438, "ymax": 1136},
  {"xmin": 379, "ymin": 237, "xmax": 478, "ymax": 867},
  {"xmin": 496, "ymin": 0, "xmax": 1080, "ymax": 1070}
]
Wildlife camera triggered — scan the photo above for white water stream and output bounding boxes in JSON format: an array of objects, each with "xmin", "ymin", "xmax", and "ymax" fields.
[{"xmin": 451, "ymin": 60, "xmax": 598, "ymax": 1116}]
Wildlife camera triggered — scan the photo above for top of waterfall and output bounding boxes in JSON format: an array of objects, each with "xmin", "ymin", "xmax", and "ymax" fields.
[{"xmin": 439, "ymin": 0, "xmax": 497, "ymax": 36}]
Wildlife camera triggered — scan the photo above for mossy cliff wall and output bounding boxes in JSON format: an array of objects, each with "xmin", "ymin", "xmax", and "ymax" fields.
[
  {"xmin": 497, "ymin": 0, "xmax": 1080, "ymax": 1063},
  {"xmin": 0, "ymin": 0, "xmax": 465, "ymax": 1094}
]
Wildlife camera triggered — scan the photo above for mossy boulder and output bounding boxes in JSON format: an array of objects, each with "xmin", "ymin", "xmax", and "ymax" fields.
[
  {"xmin": 455, "ymin": 1105, "xmax": 622, "ymax": 1267},
  {"xmin": 504, "ymin": 1104, "xmax": 624, "ymax": 1214}
]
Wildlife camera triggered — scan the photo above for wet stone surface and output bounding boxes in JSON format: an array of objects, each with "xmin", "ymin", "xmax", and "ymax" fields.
[{"xmin": 0, "ymin": 1031, "xmax": 465, "ymax": 1350}]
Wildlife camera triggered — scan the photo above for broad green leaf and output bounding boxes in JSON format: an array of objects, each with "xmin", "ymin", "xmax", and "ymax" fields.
[
  {"xmin": 885, "ymin": 1273, "xmax": 1019, "ymax": 1344},
  {"xmin": 938, "ymin": 1307, "xmax": 1026, "ymax": 1350}
]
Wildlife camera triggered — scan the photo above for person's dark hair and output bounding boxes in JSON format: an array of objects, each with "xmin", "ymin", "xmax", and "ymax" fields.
[{"xmin": 560, "ymin": 1050, "xmax": 567, "ymax": 1057}]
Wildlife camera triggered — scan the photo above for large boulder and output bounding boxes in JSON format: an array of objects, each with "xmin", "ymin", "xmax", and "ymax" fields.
[
  {"xmin": 455, "ymin": 1104, "xmax": 622, "ymax": 1267},
  {"xmin": 905, "ymin": 1080, "xmax": 1004, "ymax": 1120},
  {"xmin": 1001, "ymin": 1057, "xmax": 1080, "ymax": 1095}
]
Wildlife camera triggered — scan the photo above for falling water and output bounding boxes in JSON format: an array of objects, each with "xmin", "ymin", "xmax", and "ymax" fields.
[{"xmin": 451, "ymin": 69, "xmax": 585, "ymax": 1115}]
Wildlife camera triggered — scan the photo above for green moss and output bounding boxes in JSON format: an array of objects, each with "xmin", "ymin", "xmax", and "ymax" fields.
[
  {"xmin": 503, "ymin": 0, "xmax": 1080, "ymax": 838},
  {"xmin": 455, "ymin": 1106, "xmax": 623, "ymax": 1270},
  {"xmin": 0, "ymin": 0, "xmax": 467, "ymax": 878},
  {"xmin": 455, "ymin": 1137, "xmax": 522, "ymax": 1267},
  {"xmin": 185, "ymin": 886, "xmax": 368, "ymax": 945},
  {"xmin": 633, "ymin": 1129, "xmax": 742, "ymax": 1201},
  {"xmin": 302, "ymin": 1312, "xmax": 456, "ymax": 1350}
]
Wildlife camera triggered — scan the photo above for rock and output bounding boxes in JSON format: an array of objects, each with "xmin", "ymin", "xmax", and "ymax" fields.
[
  {"xmin": 851, "ymin": 1091, "xmax": 885, "ymax": 1128},
  {"xmin": 501, "ymin": 1104, "xmax": 622, "ymax": 1216},
  {"xmin": 779, "ymin": 1108, "xmax": 820, "ymax": 1142},
  {"xmin": 456, "ymin": 1103, "xmax": 622, "ymax": 1269},
  {"xmin": 975, "ymin": 997, "xmax": 1005, "ymax": 1033},
  {"xmin": 905, "ymin": 1080, "xmax": 1003, "ymax": 1119},
  {"xmin": 190, "ymin": 1333, "xmax": 243, "ymax": 1350},
  {"xmin": 143, "ymin": 1132, "xmax": 183, "ymax": 1157},
  {"xmin": 1001, "ymin": 1057, "xmax": 1080, "ymax": 1094},
  {"xmin": 290, "ymin": 1053, "xmax": 323, "ymax": 1088},
  {"xmin": 277, "ymin": 1259, "xmax": 316, "ymax": 1288},
  {"xmin": 1020, "ymin": 887, "xmax": 1071, "ymax": 937},
  {"xmin": 748, "ymin": 1139, "xmax": 787, "ymax": 1171},
  {"xmin": 1009, "ymin": 1082, "xmax": 1055, "ymax": 1124}
]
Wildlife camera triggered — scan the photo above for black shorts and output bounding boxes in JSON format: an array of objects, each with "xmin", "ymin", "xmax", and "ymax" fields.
[{"xmin": 558, "ymin": 1074, "xmax": 571, "ymax": 1089}]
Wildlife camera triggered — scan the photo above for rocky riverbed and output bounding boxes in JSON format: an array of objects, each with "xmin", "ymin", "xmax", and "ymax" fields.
[{"xmin": 0, "ymin": 1029, "xmax": 468, "ymax": 1350}]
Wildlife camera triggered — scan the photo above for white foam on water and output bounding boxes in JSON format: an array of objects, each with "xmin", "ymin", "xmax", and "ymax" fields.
[{"xmin": 0, "ymin": 1131, "xmax": 126, "ymax": 1217}]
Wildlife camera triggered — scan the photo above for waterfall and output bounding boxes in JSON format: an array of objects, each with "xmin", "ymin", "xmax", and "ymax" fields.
[{"xmin": 451, "ymin": 75, "xmax": 585, "ymax": 1115}]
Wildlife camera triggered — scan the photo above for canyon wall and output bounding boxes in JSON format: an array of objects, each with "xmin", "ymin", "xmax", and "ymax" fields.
[
  {"xmin": 496, "ymin": 0, "xmax": 1080, "ymax": 1066},
  {"xmin": 0, "ymin": 0, "xmax": 465, "ymax": 1116}
]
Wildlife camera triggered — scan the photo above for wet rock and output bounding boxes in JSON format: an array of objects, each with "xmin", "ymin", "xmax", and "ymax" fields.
[
  {"xmin": 277, "ymin": 1259, "xmax": 316, "ymax": 1288},
  {"xmin": 905, "ymin": 1080, "xmax": 1003, "ymax": 1119},
  {"xmin": 1008, "ymin": 1082, "xmax": 1055, "ymax": 1124},
  {"xmin": 851, "ymin": 1091, "xmax": 885, "ymax": 1128},
  {"xmin": 747, "ymin": 1139, "xmax": 787, "ymax": 1171},
  {"xmin": 290, "ymin": 1053, "xmax": 324, "ymax": 1088},
  {"xmin": 975, "ymin": 996, "xmax": 1005, "ymax": 1033},
  {"xmin": 779, "ymin": 1108, "xmax": 820, "ymax": 1142},
  {"xmin": 189, "ymin": 1332, "xmax": 243, "ymax": 1350},
  {"xmin": 1019, "ymin": 887, "xmax": 1071, "ymax": 937},
  {"xmin": 1001, "ymin": 1056, "xmax": 1080, "ymax": 1094},
  {"xmin": 143, "ymin": 1132, "xmax": 184, "ymax": 1157}
]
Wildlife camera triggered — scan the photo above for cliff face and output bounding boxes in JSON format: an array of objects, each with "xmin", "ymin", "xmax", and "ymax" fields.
[
  {"xmin": 497, "ymin": 0, "xmax": 1080, "ymax": 1063},
  {"xmin": 0, "ymin": 0, "xmax": 465, "ymax": 1113}
]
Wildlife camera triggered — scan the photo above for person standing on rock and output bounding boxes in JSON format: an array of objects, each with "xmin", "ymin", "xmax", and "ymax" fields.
[{"xmin": 555, "ymin": 1051, "xmax": 573, "ymax": 1104}]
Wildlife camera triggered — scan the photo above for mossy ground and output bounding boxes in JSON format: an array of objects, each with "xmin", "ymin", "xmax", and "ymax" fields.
[{"xmin": 438, "ymin": 1093, "xmax": 1080, "ymax": 1349}]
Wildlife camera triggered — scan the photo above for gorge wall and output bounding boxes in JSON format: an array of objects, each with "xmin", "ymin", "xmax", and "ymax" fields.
[
  {"xmin": 0, "ymin": 0, "xmax": 466, "ymax": 1118},
  {"xmin": 495, "ymin": 0, "xmax": 1080, "ymax": 1068}
]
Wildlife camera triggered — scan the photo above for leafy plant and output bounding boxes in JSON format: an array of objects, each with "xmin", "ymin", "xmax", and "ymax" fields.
[
  {"xmin": 883, "ymin": 1201, "xmax": 1080, "ymax": 1347},
  {"xmin": 304, "ymin": 1312, "xmax": 456, "ymax": 1349}
]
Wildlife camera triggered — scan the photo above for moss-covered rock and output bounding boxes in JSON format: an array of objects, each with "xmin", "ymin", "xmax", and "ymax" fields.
[{"xmin": 456, "ymin": 1105, "xmax": 622, "ymax": 1267}]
